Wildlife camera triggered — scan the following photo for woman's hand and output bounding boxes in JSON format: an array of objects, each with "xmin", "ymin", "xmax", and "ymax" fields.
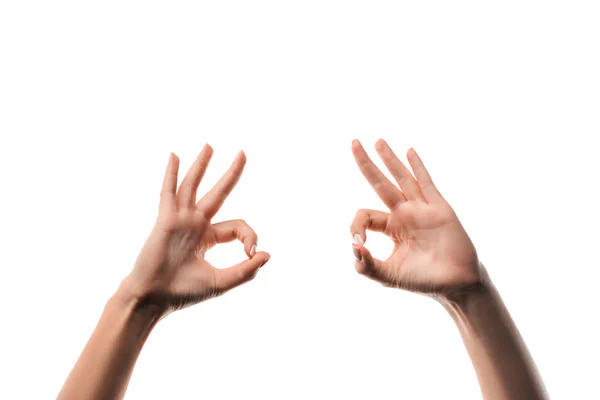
[
  {"xmin": 121, "ymin": 144, "xmax": 270, "ymax": 314},
  {"xmin": 351, "ymin": 139, "xmax": 479, "ymax": 296},
  {"xmin": 58, "ymin": 144, "xmax": 269, "ymax": 400}
]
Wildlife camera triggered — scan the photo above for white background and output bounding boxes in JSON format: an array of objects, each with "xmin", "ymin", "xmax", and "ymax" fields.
[{"xmin": 1, "ymin": 1, "xmax": 599, "ymax": 399}]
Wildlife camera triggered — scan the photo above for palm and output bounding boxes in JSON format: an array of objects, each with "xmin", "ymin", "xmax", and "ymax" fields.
[
  {"xmin": 163, "ymin": 258, "xmax": 220, "ymax": 308},
  {"xmin": 159, "ymin": 218, "xmax": 246, "ymax": 307},
  {"xmin": 351, "ymin": 139, "xmax": 479, "ymax": 294},
  {"xmin": 156, "ymin": 226, "xmax": 221, "ymax": 305},
  {"xmin": 384, "ymin": 203, "xmax": 477, "ymax": 292}
]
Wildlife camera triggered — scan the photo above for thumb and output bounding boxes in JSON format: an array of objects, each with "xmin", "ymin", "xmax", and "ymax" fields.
[
  {"xmin": 215, "ymin": 251, "xmax": 270, "ymax": 293},
  {"xmin": 353, "ymin": 244, "xmax": 386, "ymax": 283}
]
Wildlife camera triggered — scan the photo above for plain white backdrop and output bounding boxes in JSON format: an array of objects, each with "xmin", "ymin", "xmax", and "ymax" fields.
[{"xmin": 1, "ymin": 1, "xmax": 599, "ymax": 399}]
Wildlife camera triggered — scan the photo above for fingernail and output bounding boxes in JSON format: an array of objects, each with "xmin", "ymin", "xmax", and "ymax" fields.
[
  {"xmin": 353, "ymin": 234, "xmax": 364, "ymax": 245},
  {"xmin": 250, "ymin": 244, "xmax": 257, "ymax": 257},
  {"xmin": 353, "ymin": 247, "xmax": 362, "ymax": 261}
]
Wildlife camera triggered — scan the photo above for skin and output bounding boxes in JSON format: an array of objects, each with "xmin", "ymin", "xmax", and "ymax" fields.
[
  {"xmin": 58, "ymin": 140, "xmax": 547, "ymax": 399},
  {"xmin": 58, "ymin": 144, "xmax": 270, "ymax": 400},
  {"xmin": 350, "ymin": 138, "xmax": 548, "ymax": 400}
]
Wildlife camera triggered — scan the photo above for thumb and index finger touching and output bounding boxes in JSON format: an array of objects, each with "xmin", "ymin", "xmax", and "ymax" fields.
[
  {"xmin": 212, "ymin": 218, "xmax": 271, "ymax": 292},
  {"xmin": 349, "ymin": 139, "xmax": 443, "ymax": 283},
  {"xmin": 158, "ymin": 139, "xmax": 437, "ymax": 288},
  {"xmin": 350, "ymin": 209, "xmax": 390, "ymax": 283},
  {"xmin": 193, "ymin": 151, "xmax": 271, "ymax": 291},
  {"xmin": 160, "ymin": 146, "xmax": 271, "ymax": 291}
]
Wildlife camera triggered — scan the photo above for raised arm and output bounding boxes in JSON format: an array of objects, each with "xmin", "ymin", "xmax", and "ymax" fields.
[
  {"xmin": 350, "ymin": 139, "xmax": 547, "ymax": 400},
  {"xmin": 58, "ymin": 145, "xmax": 270, "ymax": 400}
]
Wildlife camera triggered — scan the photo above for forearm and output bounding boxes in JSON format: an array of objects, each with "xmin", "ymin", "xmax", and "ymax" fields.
[
  {"xmin": 58, "ymin": 285, "xmax": 162, "ymax": 400},
  {"xmin": 440, "ymin": 267, "xmax": 548, "ymax": 400}
]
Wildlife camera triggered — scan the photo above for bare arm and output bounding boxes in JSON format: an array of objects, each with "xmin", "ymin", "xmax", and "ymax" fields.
[
  {"xmin": 58, "ymin": 145, "xmax": 270, "ymax": 400},
  {"xmin": 441, "ymin": 269, "xmax": 547, "ymax": 400},
  {"xmin": 350, "ymin": 138, "xmax": 547, "ymax": 399},
  {"xmin": 58, "ymin": 288, "xmax": 161, "ymax": 400}
]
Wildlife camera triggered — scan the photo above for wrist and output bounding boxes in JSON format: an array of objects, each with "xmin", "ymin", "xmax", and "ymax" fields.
[
  {"xmin": 437, "ymin": 265, "xmax": 505, "ymax": 336},
  {"xmin": 436, "ymin": 262, "xmax": 493, "ymax": 311},
  {"xmin": 113, "ymin": 279, "xmax": 167, "ymax": 328}
]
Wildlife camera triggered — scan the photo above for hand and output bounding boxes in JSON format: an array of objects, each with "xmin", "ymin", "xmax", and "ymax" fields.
[
  {"xmin": 120, "ymin": 144, "xmax": 270, "ymax": 313},
  {"xmin": 350, "ymin": 139, "xmax": 480, "ymax": 296}
]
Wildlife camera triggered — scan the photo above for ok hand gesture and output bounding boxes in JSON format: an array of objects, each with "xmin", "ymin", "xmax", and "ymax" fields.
[
  {"xmin": 351, "ymin": 139, "xmax": 480, "ymax": 296},
  {"xmin": 122, "ymin": 145, "xmax": 270, "ymax": 313}
]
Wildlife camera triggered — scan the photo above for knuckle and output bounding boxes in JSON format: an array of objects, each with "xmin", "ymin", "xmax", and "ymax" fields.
[
  {"xmin": 420, "ymin": 179, "xmax": 434, "ymax": 189},
  {"xmin": 351, "ymin": 210, "xmax": 369, "ymax": 232},
  {"xmin": 372, "ymin": 181, "xmax": 385, "ymax": 192},
  {"xmin": 233, "ymin": 219, "xmax": 252, "ymax": 231},
  {"xmin": 354, "ymin": 209, "xmax": 368, "ymax": 221},
  {"xmin": 238, "ymin": 268, "xmax": 248, "ymax": 281}
]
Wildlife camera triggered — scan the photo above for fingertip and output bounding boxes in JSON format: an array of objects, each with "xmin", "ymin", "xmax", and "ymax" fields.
[
  {"xmin": 250, "ymin": 250, "xmax": 269, "ymax": 259},
  {"xmin": 249, "ymin": 244, "xmax": 257, "ymax": 257},
  {"xmin": 233, "ymin": 151, "xmax": 247, "ymax": 169},
  {"xmin": 259, "ymin": 252, "xmax": 271, "ymax": 268},
  {"xmin": 407, "ymin": 147, "xmax": 417, "ymax": 159},
  {"xmin": 170, "ymin": 154, "xmax": 180, "ymax": 172},
  {"xmin": 375, "ymin": 138, "xmax": 387, "ymax": 151},
  {"xmin": 204, "ymin": 143, "xmax": 214, "ymax": 155},
  {"xmin": 351, "ymin": 139, "xmax": 362, "ymax": 151}
]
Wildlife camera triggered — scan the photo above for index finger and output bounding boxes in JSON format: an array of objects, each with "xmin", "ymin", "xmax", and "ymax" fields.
[
  {"xmin": 196, "ymin": 151, "xmax": 246, "ymax": 218},
  {"xmin": 352, "ymin": 140, "xmax": 405, "ymax": 209}
]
